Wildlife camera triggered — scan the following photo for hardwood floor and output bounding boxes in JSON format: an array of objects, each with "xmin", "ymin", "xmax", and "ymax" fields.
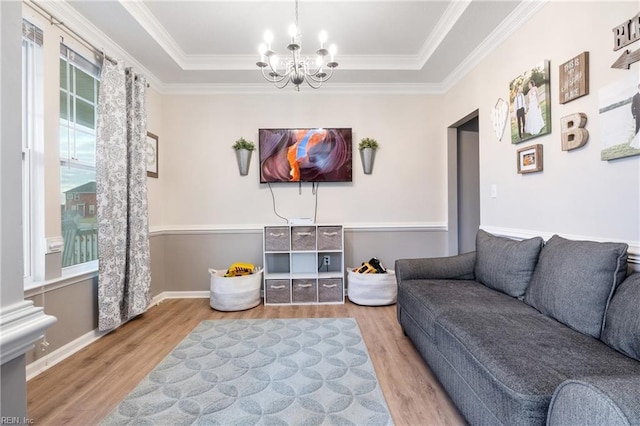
[{"xmin": 27, "ymin": 299, "xmax": 465, "ymax": 425}]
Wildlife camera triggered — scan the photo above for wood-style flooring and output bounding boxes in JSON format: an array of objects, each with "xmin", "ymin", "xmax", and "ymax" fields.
[{"xmin": 27, "ymin": 298, "xmax": 465, "ymax": 425}]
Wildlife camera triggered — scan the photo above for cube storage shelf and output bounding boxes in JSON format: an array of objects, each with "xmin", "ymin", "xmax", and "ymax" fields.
[{"xmin": 263, "ymin": 224, "xmax": 345, "ymax": 305}]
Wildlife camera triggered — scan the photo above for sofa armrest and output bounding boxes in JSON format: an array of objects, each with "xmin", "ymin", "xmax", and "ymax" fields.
[
  {"xmin": 395, "ymin": 252, "xmax": 476, "ymax": 282},
  {"xmin": 547, "ymin": 376, "xmax": 640, "ymax": 426}
]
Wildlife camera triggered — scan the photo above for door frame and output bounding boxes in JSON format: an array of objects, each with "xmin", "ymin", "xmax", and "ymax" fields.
[{"xmin": 447, "ymin": 109, "xmax": 479, "ymax": 256}]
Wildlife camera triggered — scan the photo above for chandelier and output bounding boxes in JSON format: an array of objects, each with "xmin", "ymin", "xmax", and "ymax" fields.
[{"xmin": 256, "ymin": 0, "xmax": 338, "ymax": 91}]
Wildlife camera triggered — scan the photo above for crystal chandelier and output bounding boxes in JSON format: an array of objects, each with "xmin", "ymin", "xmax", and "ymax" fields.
[{"xmin": 256, "ymin": 0, "xmax": 338, "ymax": 91}]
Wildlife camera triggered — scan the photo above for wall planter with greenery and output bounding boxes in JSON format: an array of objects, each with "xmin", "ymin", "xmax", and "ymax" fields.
[
  {"xmin": 232, "ymin": 137, "xmax": 255, "ymax": 176},
  {"xmin": 358, "ymin": 138, "xmax": 379, "ymax": 175}
]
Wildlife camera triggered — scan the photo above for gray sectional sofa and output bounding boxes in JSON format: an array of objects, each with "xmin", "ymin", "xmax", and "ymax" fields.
[{"xmin": 396, "ymin": 230, "xmax": 640, "ymax": 425}]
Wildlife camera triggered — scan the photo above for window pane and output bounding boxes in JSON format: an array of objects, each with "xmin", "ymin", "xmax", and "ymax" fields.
[
  {"xmin": 60, "ymin": 58, "xmax": 68, "ymax": 90},
  {"xmin": 59, "ymin": 90, "xmax": 73, "ymax": 122},
  {"xmin": 76, "ymin": 98, "xmax": 95, "ymax": 129},
  {"xmin": 74, "ymin": 129, "xmax": 96, "ymax": 164},
  {"xmin": 60, "ymin": 167, "xmax": 97, "ymax": 267},
  {"xmin": 60, "ymin": 46, "xmax": 100, "ymax": 269},
  {"xmin": 75, "ymin": 68, "xmax": 95, "ymax": 102}
]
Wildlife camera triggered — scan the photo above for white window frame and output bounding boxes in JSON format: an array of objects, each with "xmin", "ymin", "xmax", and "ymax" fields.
[
  {"xmin": 22, "ymin": 19, "xmax": 46, "ymax": 286},
  {"xmin": 59, "ymin": 45, "xmax": 101, "ymax": 275}
]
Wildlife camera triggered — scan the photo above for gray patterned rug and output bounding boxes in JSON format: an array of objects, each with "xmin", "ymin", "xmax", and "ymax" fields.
[{"xmin": 101, "ymin": 318, "xmax": 393, "ymax": 425}]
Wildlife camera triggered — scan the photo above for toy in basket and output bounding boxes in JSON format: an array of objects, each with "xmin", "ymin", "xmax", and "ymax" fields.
[
  {"xmin": 348, "ymin": 257, "xmax": 396, "ymax": 306},
  {"xmin": 209, "ymin": 264, "xmax": 263, "ymax": 311}
]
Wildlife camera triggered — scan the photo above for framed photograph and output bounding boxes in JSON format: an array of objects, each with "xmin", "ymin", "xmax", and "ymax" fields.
[
  {"xmin": 509, "ymin": 60, "xmax": 551, "ymax": 144},
  {"xmin": 517, "ymin": 144, "xmax": 543, "ymax": 174},
  {"xmin": 598, "ymin": 74, "xmax": 640, "ymax": 161},
  {"xmin": 146, "ymin": 131, "xmax": 158, "ymax": 178}
]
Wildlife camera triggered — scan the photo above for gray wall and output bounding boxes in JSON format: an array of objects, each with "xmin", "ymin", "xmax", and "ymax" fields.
[
  {"xmin": 26, "ymin": 229, "xmax": 449, "ymax": 366},
  {"xmin": 1, "ymin": 0, "xmax": 29, "ymax": 417}
]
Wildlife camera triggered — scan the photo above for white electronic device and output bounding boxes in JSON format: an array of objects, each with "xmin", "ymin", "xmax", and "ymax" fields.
[{"xmin": 289, "ymin": 218, "xmax": 314, "ymax": 225}]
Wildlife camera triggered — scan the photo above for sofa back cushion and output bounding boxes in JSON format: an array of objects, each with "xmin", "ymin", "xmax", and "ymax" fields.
[
  {"xmin": 601, "ymin": 273, "xmax": 640, "ymax": 361},
  {"xmin": 474, "ymin": 229, "xmax": 544, "ymax": 298},
  {"xmin": 524, "ymin": 235, "xmax": 628, "ymax": 338}
]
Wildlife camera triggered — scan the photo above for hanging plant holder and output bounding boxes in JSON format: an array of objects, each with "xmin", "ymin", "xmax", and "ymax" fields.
[
  {"xmin": 358, "ymin": 137, "xmax": 379, "ymax": 175},
  {"xmin": 360, "ymin": 148, "xmax": 376, "ymax": 174},
  {"xmin": 232, "ymin": 137, "xmax": 255, "ymax": 176},
  {"xmin": 236, "ymin": 149, "xmax": 252, "ymax": 176}
]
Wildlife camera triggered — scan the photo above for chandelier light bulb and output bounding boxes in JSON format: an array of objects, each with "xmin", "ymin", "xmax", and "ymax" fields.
[
  {"xmin": 329, "ymin": 44, "xmax": 337, "ymax": 61},
  {"xmin": 264, "ymin": 30, "xmax": 273, "ymax": 48},
  {"xmin": 270, "ymin": 54, "xmax": 279, "ymax": 69},
  {"xmin": 258, "ymin": 43, "xmax": 267, "ymax": 61},
  {"xmin": 319, "ymin": 30, "xmax": 328, "ymax": 48},
  {"xmin": 288, "ymin": 24, "xmax": 297, "ymax": 39}
]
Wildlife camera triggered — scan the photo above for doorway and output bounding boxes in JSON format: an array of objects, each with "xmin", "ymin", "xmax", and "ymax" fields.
[{"xmin": 447, "ymin": 111, "xmax": 480, "ymax": 255}]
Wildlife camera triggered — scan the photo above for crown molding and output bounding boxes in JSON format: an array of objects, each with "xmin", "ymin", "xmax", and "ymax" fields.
[
  {"xmin": 46, "ymin": 0, "xmax": 546, "ymax": 95},
  {"xmin": 416, "ymin": 0, "xmax": 470, "ymax": 68},
  {"xmin": 117, "ymin": 0, "xmax": 188, "ymax": 69},
  {"xmin": 441, "ymin": 0, "xmax": 548, "ymax": 92},
  {"xmin": 159, "ymin": 81, "xmax": 445, "ymax": 95},
  {"xmin": 34, "ymin": 0, "xmax": 164, "ymax": 90}
]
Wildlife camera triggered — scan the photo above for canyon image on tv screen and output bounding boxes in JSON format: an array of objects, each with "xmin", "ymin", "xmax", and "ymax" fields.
[{"xmin": 259, "ymin": 128, "xmax": 352, "ymax": 183}]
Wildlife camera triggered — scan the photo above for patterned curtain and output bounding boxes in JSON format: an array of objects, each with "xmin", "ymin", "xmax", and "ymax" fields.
[{"xmin": 96, "ymin": 59, "xmax": 151, "ymax": 331}]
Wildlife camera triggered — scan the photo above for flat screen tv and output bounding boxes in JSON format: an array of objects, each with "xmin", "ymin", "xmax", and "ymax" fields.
[{"xmin": 259, "ymin": 128, "xmax": 352, "ymax": 183}]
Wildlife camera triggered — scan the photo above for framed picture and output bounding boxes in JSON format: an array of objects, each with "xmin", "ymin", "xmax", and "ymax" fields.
[
  {"xmin": 146, "ymin": 131, "xmax": 158, "ymax": 178},
  {"xmin": 598, "ymin": 74, "xmax": 640, "ymax": 161},
  {"xmin": 517, "ymin": 144, "xmax": 543, "ymax": 174},
  {"xmin": 559, "ymin": 52, "xmax": 589, "ymax": 104},
  {"xmin": 509, "ymin": 60, "xmax": 551, "ymax": 144}
]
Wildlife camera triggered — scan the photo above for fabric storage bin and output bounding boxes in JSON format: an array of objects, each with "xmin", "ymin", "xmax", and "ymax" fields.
[
  {"xmin": 265, "ymin": 279, "xmax": 291, "ymax": 304},
  {"xmin": 209, "ymin": 268, "xmax": 263, "ymax": 311},
  {"xmin": 318, "ymin": 278, "xmax": 343, "ymax": 302},
  {"xmin": 317, "ymin": 226, "xmax": 342, "ymax": 250},
  {"xmin": 347, "ymin": 269, "xmax": 397, "ymax": 306},
  {"xmin": 265, "ymin": 226, "xmax": 290, "ymax": 251},
  {"xmin": 291, "ymin": 226, "xmax": 316, "ymax": 251},
  {"xmin": 292, "ymin": 279, "xmax": 317, "ymax": 303}
]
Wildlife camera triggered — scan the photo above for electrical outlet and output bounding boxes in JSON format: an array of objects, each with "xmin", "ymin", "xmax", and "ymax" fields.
[{"xmin": 323, "ymin": 255, "xmax": 330, "ymax": 266}]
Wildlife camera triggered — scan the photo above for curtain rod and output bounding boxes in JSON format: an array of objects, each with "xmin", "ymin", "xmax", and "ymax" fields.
[{"xmin": 24, "ymin": 0, "xmax": 118, "ymax": 65}]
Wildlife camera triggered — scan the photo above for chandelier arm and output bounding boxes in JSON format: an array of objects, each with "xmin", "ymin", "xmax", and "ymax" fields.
[
  {"xmin": 260, "ymin": 67, "xmax": 289, "ymax": 84},
  {"xmin": 305, "ymin": 67, "xmax": 334, "ymax": 84},
  {"xmin": 304, "ymin": 78, "xmax": 322, "ymax": 89}
]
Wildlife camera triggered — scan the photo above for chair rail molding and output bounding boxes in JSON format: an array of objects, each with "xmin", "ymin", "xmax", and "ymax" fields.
[
  {"xmin": 0, "ymin": 300, "xmax": 57, "ymax": 365},
  {"xmin": 482, "ymin": 226, "xmax": 640, "ymax": 266}
]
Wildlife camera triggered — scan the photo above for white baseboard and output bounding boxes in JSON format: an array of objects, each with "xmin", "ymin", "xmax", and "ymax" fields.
[
  {"xmin": 150, "ymin": 291, "xmax": 209, "ymax": 305},
  {"xmin": 26, "ymin": 328, "xmax": 108, "ymax": 381},
  {"xmin": 26, "ymin": 291, "xmax": 210, "ymax": 381}
]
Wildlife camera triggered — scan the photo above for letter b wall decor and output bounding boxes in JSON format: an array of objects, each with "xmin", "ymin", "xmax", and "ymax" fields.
[{"xmin": 561, "ymin": 112, "xmax": 589, "ymax": 151}]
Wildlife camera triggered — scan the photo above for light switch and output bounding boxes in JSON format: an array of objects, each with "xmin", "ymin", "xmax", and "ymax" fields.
[{"xmin": 491, "ymin": 184, "xmax": 497, "ymax": 198}]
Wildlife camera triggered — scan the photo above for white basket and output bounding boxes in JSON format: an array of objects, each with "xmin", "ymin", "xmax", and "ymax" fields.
[
  {"xmin": 209, "ymin": 267, "xmax": 263, "ymax": 311},
  {"xmin": 347, "ymin": 268, "xmax": 397, "ymax": 306}
]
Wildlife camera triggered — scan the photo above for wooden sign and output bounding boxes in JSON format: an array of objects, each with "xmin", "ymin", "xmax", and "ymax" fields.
[
  {"xmin": 612, "ymin": 12, "xmax": 640, "ymax": 69},
  {"xmin": 612, "ymin": 48, "xmax": 640, "ymax": 69},
  {"xmin": 559, "ymin": 52, "xmax": 589, "ymax": 103},
  {"xmin": 612, "ymin": 12, "xmax": 640, "ymax": 51}
]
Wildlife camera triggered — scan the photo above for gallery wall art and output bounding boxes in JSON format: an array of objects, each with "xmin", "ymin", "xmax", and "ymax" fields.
[
  {"xmin": 509, "ymin": 60, "xmax": 552, "ymax": 144},
  {"xmin": 599, "ymin": 74, "xmax": 640, "ymax": 161}
]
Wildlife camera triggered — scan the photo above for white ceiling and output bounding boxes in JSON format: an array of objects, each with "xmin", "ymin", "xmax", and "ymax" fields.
[{"xmin": 48, "ymin": 0, "xmax": 545, "ymax": 93}]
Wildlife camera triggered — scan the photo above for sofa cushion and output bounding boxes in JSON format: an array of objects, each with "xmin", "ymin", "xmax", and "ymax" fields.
[
  {"xmin": 524, "ymin": 235, "xmax": 628, "ymax": 338},
  {"xmin": 474, "ymin": 229, "xmax": 543, "ymax": 298},
  {"xmin": 601, "ymin": 273, "xmax": 640, "ymax": 361}
]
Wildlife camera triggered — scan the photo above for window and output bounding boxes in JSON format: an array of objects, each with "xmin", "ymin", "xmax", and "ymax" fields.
[
  {"xmin": 59, "ymin": 45, "xmax": 100, "ymax": 268},
  {"xmin": 22, "ymin": 19, "xmax": 44, "ymax": 283}
]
